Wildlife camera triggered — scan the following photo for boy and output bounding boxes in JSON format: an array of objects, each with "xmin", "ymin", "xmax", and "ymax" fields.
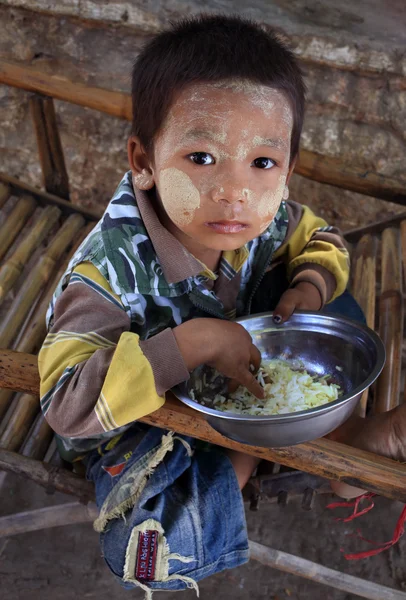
[{"xmin": 39, "ymin": 15, "xmax": 353, "ymax": 596}]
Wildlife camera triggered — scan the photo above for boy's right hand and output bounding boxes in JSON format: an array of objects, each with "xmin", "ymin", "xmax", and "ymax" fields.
[{"xmin": 173, "ymin": 318, "xmax": 264, "ymax": 399}]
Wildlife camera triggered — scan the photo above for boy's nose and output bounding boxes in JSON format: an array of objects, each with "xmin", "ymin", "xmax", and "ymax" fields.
[{"xmin": 211, "ymin": 184, "xmax": 245, "ymax": 205}]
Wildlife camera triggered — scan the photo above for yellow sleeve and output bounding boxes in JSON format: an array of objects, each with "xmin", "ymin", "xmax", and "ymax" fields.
[
  {"xmin": 39, "ymin": 262, "xmax": 165, "ymax": 437},
  {"xmin": 273, "ymin": 204, "xmax": 350, "ymax": 302}
]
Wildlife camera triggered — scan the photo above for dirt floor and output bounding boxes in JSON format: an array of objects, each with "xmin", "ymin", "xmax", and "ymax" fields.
[{"xmin": 1, "ymin": 470, "xmax": 406, "ymax": 600}]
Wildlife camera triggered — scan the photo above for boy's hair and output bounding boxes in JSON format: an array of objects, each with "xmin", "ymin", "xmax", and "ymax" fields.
[{"xmin": 131, "ymin": 14, "xmax": 305, "ymax": 164}]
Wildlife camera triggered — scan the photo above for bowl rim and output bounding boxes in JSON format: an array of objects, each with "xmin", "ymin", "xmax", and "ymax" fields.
[{"xmin": 172, "ymin": 311, "xmax": 386, "ymax": 423}]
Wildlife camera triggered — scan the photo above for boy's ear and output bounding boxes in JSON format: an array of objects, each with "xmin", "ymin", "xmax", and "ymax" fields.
[{"xmin": 127, "ymin": 136, "xmax": 155, "ymax": 190}]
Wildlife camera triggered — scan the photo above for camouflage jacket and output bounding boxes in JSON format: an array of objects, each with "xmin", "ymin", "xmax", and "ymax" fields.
[{"xmin": 39, "ymin": 171, "xmax": 349, "ymax": 455}]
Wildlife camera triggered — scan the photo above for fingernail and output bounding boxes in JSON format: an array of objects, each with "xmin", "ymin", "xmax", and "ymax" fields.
[{"xmin": 273, "ymin": 314, "xmax": 282, "ymax": 324}]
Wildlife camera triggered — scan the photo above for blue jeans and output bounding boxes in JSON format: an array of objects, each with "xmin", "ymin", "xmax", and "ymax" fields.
[
  {"xmin": 85, "ymin": 290, "xmax": 364, "ymax": 596},
  {"xmin": 85, "ymin": 426, "xmax": 248, "ymax": 596}
]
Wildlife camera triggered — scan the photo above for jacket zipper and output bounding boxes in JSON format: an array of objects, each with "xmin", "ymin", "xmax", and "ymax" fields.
[
  {"xmin": 189, "ymin": 291, "xmax": 226, "ymax": 319},
  {"xmin": 244, "ymin": 244, "xmax": 277, "ymax": 316}
]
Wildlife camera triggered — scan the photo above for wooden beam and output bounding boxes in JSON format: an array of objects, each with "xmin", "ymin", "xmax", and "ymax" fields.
[
  {"xmin": 0, "ymin": 448, "xmax": 95, "ymax": 501},
  {"xmin": 0, "ymin": 502, "xmax": 98, "ymax": 537},
  {"xmin": 249, "ymin": 541, "xmax": 406, "ymax": 600},
  {"xmin": 142, "ymin": 395, "xmax": 406, "ymax": 502},
  {"xmin": 29, "ymin": 95, "xmax": 70, "ymax": 200},
  {"xmin": 296, "ymin": 150, "xmax": 406, "ymax": 206},
  {"xmin": 0, "ymin": 59, "xmax": 132, "ymax": 120},
  {"xmin": 0, "ymin": 350, "xmax": 40, "ymax": 396},
  {"xmin": 1, "ymin": 59, "xmax": 405, "ymax": 206},
  {"xmin": 1, "ymin": 348, "xmax": 406, "ymax": 502},
  {"xmin": 0, "ymin": 172, "xmax": 102, "ymax": 221},
  {"xmin": 345, "ymin": 211, "xmax": 406, "ymax": 242}
]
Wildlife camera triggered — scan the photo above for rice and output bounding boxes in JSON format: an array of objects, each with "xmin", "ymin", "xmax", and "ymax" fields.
[{"xmin": 196, "ymin": 359, "xmax": 341, "ymax": 416}]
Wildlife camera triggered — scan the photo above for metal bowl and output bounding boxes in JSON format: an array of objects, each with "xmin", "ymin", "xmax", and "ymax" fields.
[{"xmin": 172, "ymin": 312, "xmax": 386, "ymax": 447}]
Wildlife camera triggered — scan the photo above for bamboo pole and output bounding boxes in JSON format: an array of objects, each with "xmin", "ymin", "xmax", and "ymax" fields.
[
  {"xmin": 30, "ymin": 95, "xmax": 70, "ymax": 200},
  {"xmin": 0, "ymin": 502, "xmax": 98, "ymax": 538},
  {"xmin": 249, "ymin": 541, "xmax": 406, "ymax": 600},
  {"xmin": 0, "ymin": 393, "xmax": 21, "ymax": 438},
  {"xmin": 0, "ymin": 204, "xmax": 61, "ymax": 304},
  {"xmin": 0, "ymin": 213, "xmax": 85, "ymax": 348},
  {"xmin": 349, "ymin": 234, "xmax": 377, "ymax": 416},
  {"xmin": 43, "ymin": 436, "xmax": 57, "ymax": 464},
  {"xmin": 0, "ymin": 172, "xmax": 102, "ymax": 221},
  {"xmin": 15, "ymin": 221, "xmax": 94, "ymax": 354},
  {"xmin": 0, "ymin": 393, "xmax": 39, "ymax": 451},
  {"xmin": 0, "ymin": 390, "xmax": 15, "ymax": 424},
  {"xmin": 1, "ymin": 349, "xmax": 406, "ymax": 502},
  {"xmin": 1, "ymin": 59, "xmax": 405, "ymax": 205},
  {"xmin": 0, "ymin": 182, "xmax": 10, "ymax": 209},
  {"xmin": 0, "ymin": 195, "xmax": 36, "ymax": 262},
  {"xmin": 20, "ymin": 412, "xmax": 53, "ymax": 459},
  {"xmin": 375, "ymin": 228, "xmax": 403, "ymax": 413},
  {"xmin": 0, "ymin": 223, "xmax": 94, "ymax": 419}
]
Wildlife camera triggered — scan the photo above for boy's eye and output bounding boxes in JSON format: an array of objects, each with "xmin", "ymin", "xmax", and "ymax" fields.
[
  {"xmin": 188, "ymin": 152, "xmax": 215, "ymax": 166},
  {"xmin": 251, "ymin": 157, "xmax": 275, "ymax": 169}
]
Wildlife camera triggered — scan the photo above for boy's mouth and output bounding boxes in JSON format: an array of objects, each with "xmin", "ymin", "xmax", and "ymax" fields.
[{"xmin": 205, "ymin": 220, "xmax": 248, "ymax": 234}]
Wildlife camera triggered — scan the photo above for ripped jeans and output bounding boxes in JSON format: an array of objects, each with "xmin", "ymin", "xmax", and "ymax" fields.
[{"xmin": 85, "ymin": 426, "xmax": 248, "ymax": 597}]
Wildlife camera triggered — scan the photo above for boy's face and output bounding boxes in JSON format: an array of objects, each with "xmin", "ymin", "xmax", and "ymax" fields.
[{"xmin": 131, "ymin": 82, "xmax": 294, "ymax": 252}]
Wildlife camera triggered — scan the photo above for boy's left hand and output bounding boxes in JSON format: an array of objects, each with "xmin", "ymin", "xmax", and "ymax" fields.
[{"xmin": 273, "ymin": 281, "xmax": 322, "ymax": 324}]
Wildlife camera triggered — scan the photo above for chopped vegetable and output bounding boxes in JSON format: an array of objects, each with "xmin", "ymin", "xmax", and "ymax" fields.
[{"xmin": 195, "ymin": 359, "xmax": 341, "ymax": 416}]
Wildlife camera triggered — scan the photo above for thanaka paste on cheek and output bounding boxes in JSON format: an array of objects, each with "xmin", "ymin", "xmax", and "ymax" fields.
[
  {"xmin": 159, "ymin": 168, "xmax": 201, "ymax": 226},
  {"xmin": 257, "ymin": 174, "xmax": 287, "ymax": 230}
]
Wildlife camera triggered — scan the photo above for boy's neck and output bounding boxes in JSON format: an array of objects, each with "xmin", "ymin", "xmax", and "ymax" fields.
[{"xmin": 165, "ymin": 216, "xmax": 222, "ymax": 272}]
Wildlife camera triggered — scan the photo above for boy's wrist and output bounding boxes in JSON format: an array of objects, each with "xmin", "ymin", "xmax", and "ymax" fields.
[
  {"xmin": 290, "ymin": 264, "xmax": 337, "ymax": 306},
  {"xmin": 291, "ymin": 280, "xmax": 323, "ymax": 310},
  {"xmin": 139, "ymin": 328, "xmax": 190, "ymax": 394},
  {"xmin": 173, "ymin": 319, "xmax": 215, "ymax": 371}
]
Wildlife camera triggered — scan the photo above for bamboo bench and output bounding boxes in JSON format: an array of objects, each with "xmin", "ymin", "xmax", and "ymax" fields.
[
  {"xmin": 1, "ymin": 59, "xmax": 406, "ymax": 599},
  {"xmin": 0, "ymin": 172, "xmax": 406, "ymax": 503}
]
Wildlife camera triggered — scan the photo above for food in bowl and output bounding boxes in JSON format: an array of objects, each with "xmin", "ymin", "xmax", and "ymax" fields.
[{"xmin": 190, "ymin": 359, "xmax": 342, "ymax": 416}]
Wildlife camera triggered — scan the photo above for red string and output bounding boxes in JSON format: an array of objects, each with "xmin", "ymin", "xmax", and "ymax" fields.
[
  {"xmin": 327, "ymin": 493, "xmax": 406, "ymax": 560},
  {"xmin": 327, "ymin": 493, "xmax": 376, "ymax": 522}
]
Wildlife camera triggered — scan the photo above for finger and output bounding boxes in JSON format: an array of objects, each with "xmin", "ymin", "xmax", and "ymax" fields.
[
  {"xmin": 249, "ymin": 343, "xmax": 262, "ymax": 374},
  {"xmin": 237, "ymin": 370, "xmax": 265, "ymax": 399},
  {"xmin": 273, "ymin": 292, "xmax": 297, "ymax": 324}
]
